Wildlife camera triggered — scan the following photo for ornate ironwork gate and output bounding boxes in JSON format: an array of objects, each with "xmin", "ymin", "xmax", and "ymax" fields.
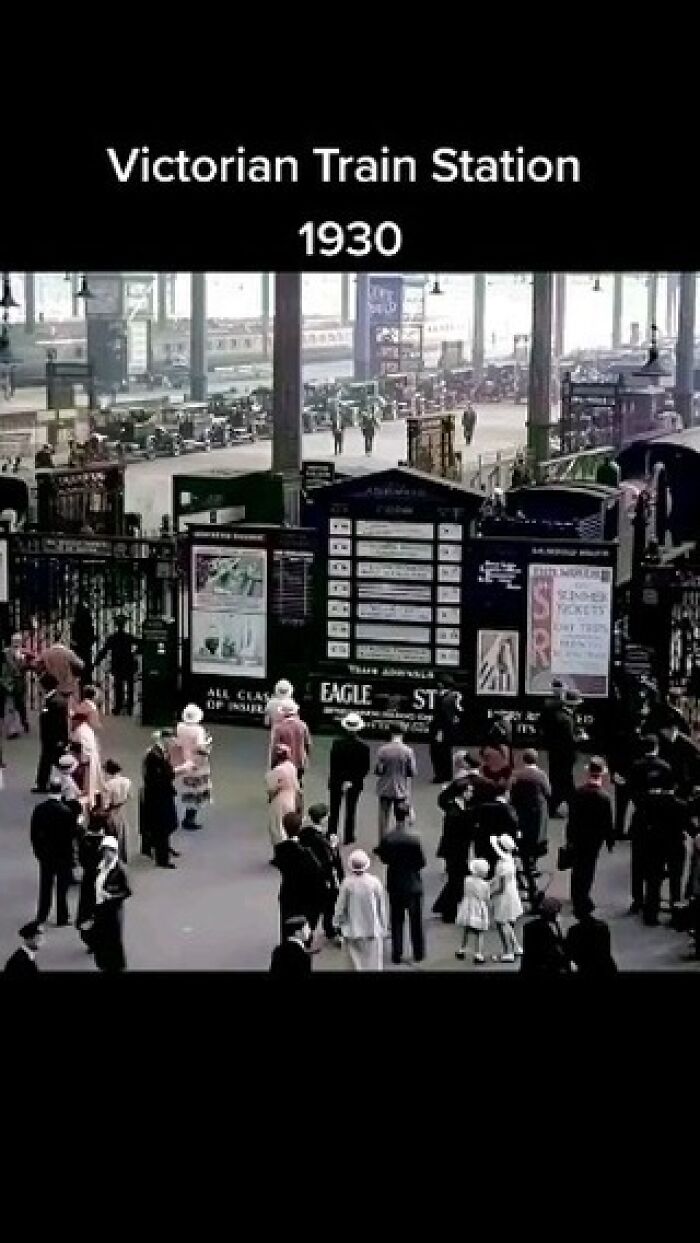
[{"xmin": 6, "ymin": 533, "xmax": 182, "ymax": 713}]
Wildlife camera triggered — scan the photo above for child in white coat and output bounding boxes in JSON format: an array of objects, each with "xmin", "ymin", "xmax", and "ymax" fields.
[
  {"xmin": 455, "ymin": 858, "xmax": 491, "ymax": 963},
  {"xmin": 490, "ymin": 833, "xmax": 524, "ymax": 962}
]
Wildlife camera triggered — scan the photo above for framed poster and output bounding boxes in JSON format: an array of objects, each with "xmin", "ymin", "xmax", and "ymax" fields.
[
  {"xmin": 190, "ymin": 543, "xmax": 267, "ymax": 679},
  {"xmin": 526, "ymin": 563, "xmax": 613, "ymax": 697},
  {"xmin": 476, "ymin": 629, "xmax": 519, "ymax": 697}
]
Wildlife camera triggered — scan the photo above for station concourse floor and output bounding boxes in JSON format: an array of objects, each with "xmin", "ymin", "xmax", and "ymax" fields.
[{"xmin": 0, "ymin": 715, "xmax": 697, "ymax": 973}]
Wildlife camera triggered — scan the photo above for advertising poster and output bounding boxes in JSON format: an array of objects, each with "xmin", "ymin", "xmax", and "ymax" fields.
[
  {"xmin": 191, "ymin": 544, "xmax": 267, "ymax": 679},
  {"xmin": 526, "ymin": 563, "xmax": 613, "ymax": 697},
  {"xmin": 476, "ymin": 629, "xmax": 519, "ymax": 697}
]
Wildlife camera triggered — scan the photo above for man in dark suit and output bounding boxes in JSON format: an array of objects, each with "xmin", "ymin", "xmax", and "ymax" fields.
[
  {"xmin": 300, "ymin": 803, "xmax": 343, "ymax": 944},
  {"xmin": 31, "ymin": 781, "xmax": 79, "ymax": 926},
  {"xmin": 3, "ymin": 922, "xmax": 43, "ymax": 976},
  {"xmin": 273, "ymin": 812, "xmax": 325, "ymax": 937},
  {"xmin": 327, "ymin": 712, "xmax": 371, "ymax": 845},
  {"xmin": 374, "ymin": 802, "xmax": 426, "ymax": 964},
  {"xmin": 520, "ymin": 897, "xmax": 571, "ymax": 975},
  {"xmin": 564, "ymin": 898, "xmax": 617, "ymax": 975},
  {"xmin": 429, "ymin": 677, "xmax": 462, "ymax": 783},
  {"xmin": 639, "ymin": 786, "xmax": 690, "ymax": 925},
  {"xmin": 32, "ymin": 673, "xmax": 70, "ymax": 794},
  {"xmin": 269, "ymin": 916, "xmax": 313, "ymax": 977},
  {"xmin": 566, "ymin": 757, "xmax": 616, "ymax": 918},
  {"xmin": 627, "ymin": 735, "xmax": 674, "ymax": 914}
]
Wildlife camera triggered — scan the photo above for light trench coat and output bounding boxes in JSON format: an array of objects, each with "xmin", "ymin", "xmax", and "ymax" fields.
[
  {"xmin": 71, "ymin": 720, "xmax": 103, "ymax": 809},
  {"xmin": 265, "ymin": 759, "xmax": 300, "ymax": 847},
  {"xmin": 333, "ymin": 872, "xmax": 388, "ymax": 971}
]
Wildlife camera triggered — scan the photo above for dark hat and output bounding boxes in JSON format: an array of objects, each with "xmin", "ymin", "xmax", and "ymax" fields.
[
  {"xmin": 564, "ymin": 689, "xmax": 582, "ymax": 706},
  {"xmin": 551, "ymin": 678, "xmax": 564, "ymax": 691},
  {"xmin": 283, "ymin": 916, "xmax": 308, "ymax": 938},
  {"xmin": 307, "ymin": 803, "xmax": 329, "ymax": 825},
  {"xmin": 588, "ymin": 756, "xmax": 606, "ymax": 776},
  {"xmin": 576, "ymin": 896, "xmax": 596, "ymax": 917},
  {"xmin": 539, "ymin": 897, "xmax": 562, "ymax": 920},
  {"xmin": 19, "ymin": 921, "xmax": 41, "ymax": 941},
  {"xmin": 40, "ymin": 672, "xmax": 58, "ymax": 692}
]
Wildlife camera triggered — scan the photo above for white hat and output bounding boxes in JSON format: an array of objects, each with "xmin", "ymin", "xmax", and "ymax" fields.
[
  {"xmin": 57, "ymin": 754, "xmax": 78, "ymax": 771},
  {"xmin": 349, "ymin": 849, "xmax": 371, "ymax": 874},
  {"xmin": 341, "ymin": 712, "xmax": 364, "ymax": 732},
  {"xmin": 470, "ymin": 858, "xmax": 489, "ymax": 879},
  {"xmin": 498, "ymin": 834, "xmax": 516, "ymax": 853},
  {"xmin": 274, "ymin": 679, "xmax": 293, "ymax": 697},
  {"xmin": 182, "ymin": 703, "xmax": 204, "ymax": 725},
  {"xmin": 279, "ymin": 699, "xmax": 299, "ymax": 717},
  {"xmin": 101, "ymin": 836, "xmax": 119, "ymax": 853}
]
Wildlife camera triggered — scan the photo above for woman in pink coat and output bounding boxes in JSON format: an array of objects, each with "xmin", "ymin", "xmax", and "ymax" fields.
[{"xmin": 265, "ymin": 743, "xmax": 300, "ymax": 849}]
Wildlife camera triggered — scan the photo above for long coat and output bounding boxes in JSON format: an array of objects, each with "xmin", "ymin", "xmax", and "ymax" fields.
[
  {"xmin": 91, "ymin": 863, "xmax": 131, "ymax": 973},
  {"xmin": 510, "ymin": 766, "xmax": 550, "ymax": 858},
  {"xmin": 142, "ymin": 747, "xmax": 179, "ymax": 844},
  {"xmin": 265, "ymin": 760, "xmax": 300, "ymax": 845}
]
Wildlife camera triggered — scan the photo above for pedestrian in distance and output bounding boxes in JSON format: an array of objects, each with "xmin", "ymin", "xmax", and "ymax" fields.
[
  {"xmin": 332, "ymin": 411, "xmax": 345, "ymax": 456},
  {"xmin": 76, "ymin": 805, "xmax": 108, "ymax": 951},
  {"xmin": 3, "ymin": 922, "xmax": 43, "ymax": 976},
  {"xmin": 509, "ymin": 748, "xmax": 550, "ymax": 904},
  {"xmin": 299, "ymin": 803, "xmax": 344, "ymax": 946},
  {"xmin": 564, "ymin": 898, "xmax": 618, "ymax": 975},
  {"xmin": 176, "ymin": 704, "xmax": 213, "ymax": 831},
  {"xmin": 269, "ymin": 915, "xmax": 314, "ymax": 977},
  {"xmin": 32, "ymin": 673, "xmax": 70, "ymax": 794},
  {"xmin": 265, "ymin": 742, "xmax": 301, "ymax": 851},
  {"xmin": 429, "ymin": 677, "xmax": 462, "ymax": 783},
  {"xmin": 455, "ymin": 858, "xmax": 491, "ymax": 964},
  {"xmin": 333, "ymin": 849, "xmax": 388, "ymax": 971},
  {"xmin": 271, "ymin": 699, "xmax": 312, "ymax": 787},
  {"xmin": 374, "ymin": 801, "xmax": 427, "ymax": 965},
  {"xmin": 327, "ymin": 711, "xmax": 371, "ymax": 845},
  {"xmin": 519, "ymin": 896, "xmax": 571, "ymax": 976},
  {"xmin": 102, "ymin": 758, "xmax": 133, "ymax": 863},
  {"xmin": 637, "ymin": 784, "xmax": 690, "ymax": 926},
  {"xmin": 30, "ymin": 780, "xmax": 80, "ymax": 928},
  {"xmin": 87, "ymin": 836, "xmax": 132, "ymax": 973},
  {"xmin": 272, "ymin": 811, "xmax": 325, "ymax": 938},
  {"xmin": 70, "ymin": 710, "xmax": 103, "ymax": 810},
  {"xmin": 94, "ymin": 614, "xmax": 140, "ymax": 716},
  {"xmin": 626, "ymin": 734, "xmax": 674, "ymax": 915},
  {"xmin": 71, "ymin": 603, "xmax": 96, "ymax": 692},
  {"xmin": 1, "ymin": 632, "xmax": 31, "ymax": 736},
  {"xmin": 375, "ymin": 723, "xmax": 417, "ymax": 841},
  {"xmin": 540, "ymin": 686, "xmax": 581, "ymax": 817},
  {"xmin": 489, "ymin": 834, "xmax": 524, "ymax": 962},
  {"xmin": 433, "ymin": 761, "xmax": 478, "ymax": 923},
  {"xmin": 565, "ymin": 757, "xmax": 615, "ymax": 918},
  {"xmin": 35, "ymin": 633, "xmax": 84, "ymax": 701}
]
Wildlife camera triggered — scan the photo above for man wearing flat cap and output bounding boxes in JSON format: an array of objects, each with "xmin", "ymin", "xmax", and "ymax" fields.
[{"xmin": 328, "ymin": 712, "xmax": 371, "ymax": 845}]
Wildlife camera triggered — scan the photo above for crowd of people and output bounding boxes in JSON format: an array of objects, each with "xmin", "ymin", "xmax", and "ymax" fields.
[
  {"xmin": 3, "ymin": 651, "xmax": 700, "ymax": 975},
  {"xmin": 1, "ymin": 619, "xmax": 215, "ymax": 972},
  {"xmin": 265, "ymin": 674, "xmax": 700, "ymax": 975}
]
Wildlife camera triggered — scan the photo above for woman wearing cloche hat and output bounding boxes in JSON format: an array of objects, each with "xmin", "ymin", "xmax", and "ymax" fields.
[
  {"xmin": 176, "ymin": 703, "xmax": 213, "ymax": 831},
  {"xmin": 333, "ymin": 850, "xmax": 388, "ymax": 971},
  {"xmin": 489, "ymin": 833, "xmax": 524, "ymax": 962}
]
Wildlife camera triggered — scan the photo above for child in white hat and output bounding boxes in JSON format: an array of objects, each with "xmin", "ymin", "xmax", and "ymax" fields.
[
  {"xmin": 456, "ymin": 859, "xmax": 491, "ymax": 963},
  {"xmin": 489, "ymin": 834, "xmax": 523, "ymax": 962}
]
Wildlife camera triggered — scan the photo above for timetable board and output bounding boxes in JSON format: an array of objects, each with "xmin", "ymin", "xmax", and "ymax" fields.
[{"xmin": 324, "ymin": 516, "xmax": 465, "ymax": 671}]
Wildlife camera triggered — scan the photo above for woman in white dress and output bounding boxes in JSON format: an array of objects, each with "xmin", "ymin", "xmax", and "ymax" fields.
[
  {"xmin": 70, "ymin": 711, "xmax": 103, "ymax": 809},
  {"xmin": 102, "ymin": 758, "xmax": 132, "ymax": 862},
  {"xmin": 265, "ymin": 743, "xmax": 299, "ymax": 848},
  {"xmin": 176, "ymin": 704, "xmax": 213, "ymax": 831},
  {"xmin": 489, "ymin": 833, "xmax": 524, "ymax": 962},
  {"xmin": 455, "ymin": 858, "xmax": 491, "ymax": 963},
  {"xmin": 333, "ymin": 850, "xmax": 388, "ymax": 971}
]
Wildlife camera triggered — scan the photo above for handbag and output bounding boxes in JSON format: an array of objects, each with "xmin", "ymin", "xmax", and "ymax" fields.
[{"xmin": 557, "ymin": 843, "xmax": 573, "ymax": 871}]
